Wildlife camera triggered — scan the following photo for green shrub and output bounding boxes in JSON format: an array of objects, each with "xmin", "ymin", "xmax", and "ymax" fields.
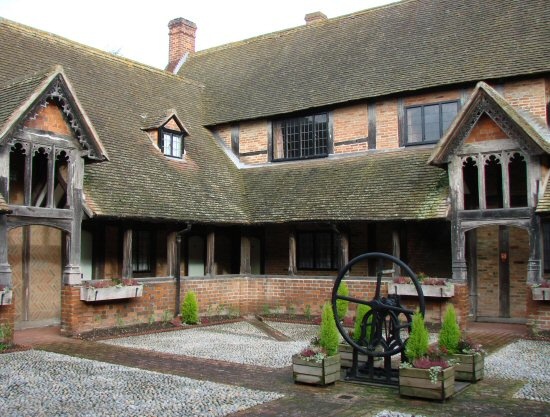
[
  {"xmin": 353, "ymin": 304, "xmax": 372, "ymax": 344},
  {"xmin": 336, "ymin": 281, "xmax": 349, "ymax": 320},
  {"xmin": 405, "ymin": 311, "xmax": 429, "ymax": 362},
  {"xmin": 438, "ymin": 304, "xmax": 461, "ymax": 354},
  {"xmin": 319, "ymin": 302, "xmax": 339, "ymax": 356},
  {"xmin": 181, "ymin": 291, "xmax": 199, "ymax": 324}
]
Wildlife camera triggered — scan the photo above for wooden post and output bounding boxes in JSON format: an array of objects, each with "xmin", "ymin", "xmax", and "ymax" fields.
[
  {"xmin": 24, "ymin": 150, "xmax": 32, "ymax": 206},
  {"xmin": 167, "ymin": 231, "xmax": 177, "ymax": 277},
  {"xmin": 288, "ymin": 230, "xmax": 297, "ymax": 275},
  {"xmin": 206, "ymin": 230, "xmax": 215, "ymax": 276},
  {"xmin": 0, "ymin": 215, "xmax": 12, "ymax": 287},
  {"xmin": 46, "ymin": 147, "xmax": 55, "ymax": 208},
  {"xmin": 392, "ymin": 230, "xmax": 401, "ymax": 277},
  {"xmin": 62, "ymin": 153, "xmax": 83, "ymax": 285},
  {"xmin": 122, "ymin": 228, "xmax": 133, "ymax": 279},
  {"xmin": 527, "ymin": 215, "xmax": 542, "ymax": 284},
  {"xmin": 338, "ymin": 231, "xmax": 349, "ymax": 271},
  {"xmin": 240, "ymin": 234, "xmax": 251, "ymax": 274}
]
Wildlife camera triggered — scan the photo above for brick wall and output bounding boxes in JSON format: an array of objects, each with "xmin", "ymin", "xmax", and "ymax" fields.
[
  {"xmin": 375, "ymin": 99, "xmax": 399, "ymax": 149},
  {"xmin": 504, "ymin": 78, "xmax": 547, "ymax": 121},
  {"xmin": 527, "ymin": 290, "xmax": 550, "ymax": 334},
  {"xmin": 465, "ymin": 115, "xmax": 507, "ymax": 142},
  {"xmin": 0, "ymin": 303, "xmax": 15, "ymax": 343},
  {"xmin": 239, "ymin": 120, "xmax": 268, "ymax": 164},
  {"xmin": 333, "ymin": 103, "xmax": 369, "ymax": 154},
  {"xmin": 214, "ymin": 125, "xmax": 232, "ymax": 149},
  {"xmin": 23, "ymin": 99, "xmax": 72, "ymax": 135}
]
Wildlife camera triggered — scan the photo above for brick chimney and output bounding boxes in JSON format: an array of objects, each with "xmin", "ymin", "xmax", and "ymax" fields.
[
  {"xmin": 305, "ymin": 11, "xmax": 327, "ymax": 25},
  {"xmin": 167, "ymin": 17, "xmax": 197, "ymax": 73}
]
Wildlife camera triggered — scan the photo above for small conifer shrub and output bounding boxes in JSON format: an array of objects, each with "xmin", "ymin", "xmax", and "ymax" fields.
[
  {"xmin": 405, "ymin": 311, "xmax": 429, "ymax": 362},
  {"xmin": 438, "ymin": 304, "xmax": 461, "ymax": 354},
  {"xmin": 181, "ymin": 291, "xmax": 199, "ymax": 325},
  {"xmin": 336, "ymin": 281, "xmax": 350, "ymax": 320},
  {"xmin": 353, "ymin": 304, "xmax": 372, "ymax": 344},
  {"xmin": 319, "ymin": 302, "xmax": 340, "ymax": 356}
]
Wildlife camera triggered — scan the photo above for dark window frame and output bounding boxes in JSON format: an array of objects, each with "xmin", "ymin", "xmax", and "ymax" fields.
[
  {"xmin": 544, "ymin": 222, "xmax": 550, "ymax": 273},
  {"xmin": 132, "ymin": 229, "xmax": 155, "ymax": 275},
  {"xmin": 297, "ymin": 230, "xmax": 338, "ymax": 271},
  {"xmin": 271, "ymin": 113, "xmax": 330, "ymax": 162},
  {"xmin": 404, "ymin": 100, "xmax": 459, "ymax": 145},
  {"xmin": 158, "ymin": 128, "xmax": 184, "ymax": 159}
]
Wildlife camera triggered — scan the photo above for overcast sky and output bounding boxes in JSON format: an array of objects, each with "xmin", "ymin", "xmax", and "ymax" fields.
[{"xmin": 0, "ymin": 0, "xmax": 397, "ymax": 69}]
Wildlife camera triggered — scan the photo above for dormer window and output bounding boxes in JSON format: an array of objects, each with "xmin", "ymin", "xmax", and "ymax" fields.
[{"xmin": 159, "ymin": 128, "xmax": 184, "ymax": 158}]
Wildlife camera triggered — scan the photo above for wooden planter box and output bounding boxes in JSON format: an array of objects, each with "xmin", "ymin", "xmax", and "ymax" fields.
[
  {"xmin": 80, "ymin": 284, "xmax": 143, "ymax": 302},
  {"xmin": 339, "ymin": 343, "xmax": 382, "ymax": 368},
  {"xmin": 452, "ymin": 353, "xmax": 484, "ymax": 382},
  {"xmin": 0, "ymin": 289, "xmax": 13, "ymax": 305},
  {"xmin": 399, "ymin": 366, "xmax": 455, "ymax": 401},
  {"xmin": 292, "ymin": 353, "xmax": 340, "ymax": 386},
  {"xmin": 388, "ymin": 283, "xmax": 455, "ymax": 298},
  {"xmin": 531, "ymin": 287, "xmax": 550, "ymax": 301}
]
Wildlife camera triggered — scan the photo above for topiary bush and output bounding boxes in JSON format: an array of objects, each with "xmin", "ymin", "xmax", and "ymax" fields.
[
  {"xmin": 405, "ymin": 311, "xmax": 429, "ymax": 362},
  {"xmin": 353, "ymin": 304, "xmax": 372, "ymax": 344},
  {"xmin": 336, "ymin": 281, "xmax": 350, "ymax": 320},
  {"xmin": 319, "ymin": 302, "xmax": 340, "ymax": 356},
  {"xmin": 181, "ymin": 291, "xmax": 199, "ymax": 325},
  {"xmin": 438, "ymin": 304, "xmax": 461, "ymax": 354}
]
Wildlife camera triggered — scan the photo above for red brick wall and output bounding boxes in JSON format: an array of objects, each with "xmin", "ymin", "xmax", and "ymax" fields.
[
  {"xmin": 509, "ymin": 227, "xmax": 528, "ymax": 318},
  {"xmin": 23, "ymin": 99, "xmax": 72, "ymax": 135},
  {"xmin": 504, "ymin": 78, "xmax": 547, "ymax": 121},
  {"xmin": 527, "ymin": 289, "xmax": 550, "ymax": 334},
  {"xmin": 333, "ymin": 104, "xmax": 369, "ymax": 153},
  {"xmin": 465, "ymin": 115, "xmax": 507, "ymax": 143},
  {"xmin": 239, "ymin": 121, "xmax": 268, "ymax": 164},
  {"xmin": 376, "ymin": 99, "xmax": 399, "ymax": 149},
  {"xmin": 0, "ymin": 303, "xmax": 15, "ymax": 343}
]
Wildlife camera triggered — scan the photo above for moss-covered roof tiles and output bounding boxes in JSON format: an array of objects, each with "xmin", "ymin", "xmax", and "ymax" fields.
[{"xmin": 180, "ymin": 0, "xmax": 550, "ymax": 126}]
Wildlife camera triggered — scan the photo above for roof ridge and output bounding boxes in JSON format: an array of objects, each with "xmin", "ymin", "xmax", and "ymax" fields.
[
  {"xmin": 0, "ymin": 18, "xmax": 205, "ymax": 89},
  {"xmin": 192, "ymin": 0, "xmax": 405, "ymax": 57}
]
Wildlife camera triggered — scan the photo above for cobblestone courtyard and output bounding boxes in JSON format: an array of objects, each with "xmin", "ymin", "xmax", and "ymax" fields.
[{"xmin": 2, "ymin": 321, "xmax": 548, "ymax": 416}]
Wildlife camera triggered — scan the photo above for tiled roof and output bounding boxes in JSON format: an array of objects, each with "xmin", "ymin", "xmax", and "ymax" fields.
[
  {"xmin": 244, "ymin": 148, "xmax": 449, "ymax": 222},
  {"xmin": 0, "ymin": 18, "xmax": 452, "ymax": 224},
  {"xmin": 0, "ymin": 19, "xmax": 249, "ymax": 224},
  {"xmin": 180, "ymin": 0, "xmax": 550, "ymax": 126}
]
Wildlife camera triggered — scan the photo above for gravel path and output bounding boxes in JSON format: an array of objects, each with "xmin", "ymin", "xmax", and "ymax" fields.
[
  {"xmin": 101, "ymin": 321, "xmax": 311, "ymax": 368},
  {"xmin": 0, "ymin": 350, "xmax": 283, "ymax": 417},
  {"xmin": 485, "ymin": 339, "xmax": 550, "ymax": 403}
]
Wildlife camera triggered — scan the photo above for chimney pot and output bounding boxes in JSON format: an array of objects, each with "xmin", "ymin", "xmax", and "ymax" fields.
[
  {"xmin": 167, "ymin": 17, "xmax": 197, "ymax": 72},
  {"xmin": 305, "ymin": 11, "xmax": 327, "ymax": 25}
]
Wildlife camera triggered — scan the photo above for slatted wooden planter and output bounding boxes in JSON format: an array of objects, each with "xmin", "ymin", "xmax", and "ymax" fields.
[
  {"xmin": 531, "ymin": 287, "xmax": 550, "ymax": 301},
  {"xmin": 80, "ymin": 284, "xmax": 143, "ymax": 302},
  {"xmin": 399, "ymin": 366, "xmax": 455, "ymax": 401},
  {"xmin": 388, "ymin": 283, "xmax": 455, "ymax": 298},
  {"xmin": 452, "ymin": 353, "xmax": 484, "ymax": 382},
  {"xmin": 339, "ymin": 343, "xmax": 383, "ymax": 368},
  {"xmin": 0, "ymin": 289, "xmax": 12, "ymax": 305},
  {"xmin": 292, "ymin": 353, "xmax": 340, "ymax": 386}
]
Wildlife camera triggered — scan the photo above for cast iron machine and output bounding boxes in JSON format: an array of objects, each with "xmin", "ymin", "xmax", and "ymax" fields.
[{"xmin": 331, "ymin": 252, "xmax": 426, "ymax": 386}]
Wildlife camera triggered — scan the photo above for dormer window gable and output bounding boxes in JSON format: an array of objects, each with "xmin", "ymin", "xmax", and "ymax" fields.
[{"xmin": 141, "ymin": 110, "xmax": 188, "ymax": 159}]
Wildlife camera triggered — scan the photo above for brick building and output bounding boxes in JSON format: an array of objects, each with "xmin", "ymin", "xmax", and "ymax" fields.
[{"xmin": 1, "ymin": 0, "xmax": 549, "ymax": 338}]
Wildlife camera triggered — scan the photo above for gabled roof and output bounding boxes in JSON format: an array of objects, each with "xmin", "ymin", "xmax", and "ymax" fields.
[
  {"xmin": 140, "ymin": 108, "xmax": 189, "ymax": 135},
  {"xmin": 0, "ymin": 65, "xmax": 108, "ymax": 160},
  {"xmin": 180, "ymin": 0, "xmax": 550, "ymax": 126},
  {"xmin": 429, "ymin": 82, "xmax": 550, "ymax": 165}
]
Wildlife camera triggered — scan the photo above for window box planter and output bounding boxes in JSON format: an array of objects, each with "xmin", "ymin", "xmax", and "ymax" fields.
[
  {"xmin": 451, "ymin": 353, "xmax": 484, "ymax": 382},
  {"xmin": 387, "ymin": 283, "xmax": 455, "ymax": 298},
  {"xmin": 80, "ymin": 281, "xmax": 143, "ymax": 302},
  {"xmin": 292, "ymin": 353, "xmax": 340, "ymax": 386},
  {"xmin": 399, "ymin": 365, "xmax": 455, "ymax": 401},
  {"xmin": 0, "ymin": 288, "xmax": 13, "ymax": 305},
  {"xmin": 531, "ymin": 287, "xmax": 550, "ymax": 301}
]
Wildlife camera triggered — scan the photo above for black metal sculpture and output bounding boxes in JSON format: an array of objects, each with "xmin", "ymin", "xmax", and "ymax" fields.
[{"xmin": 331, "ymin": 252, "xmax": 426, "ymax": 385}]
